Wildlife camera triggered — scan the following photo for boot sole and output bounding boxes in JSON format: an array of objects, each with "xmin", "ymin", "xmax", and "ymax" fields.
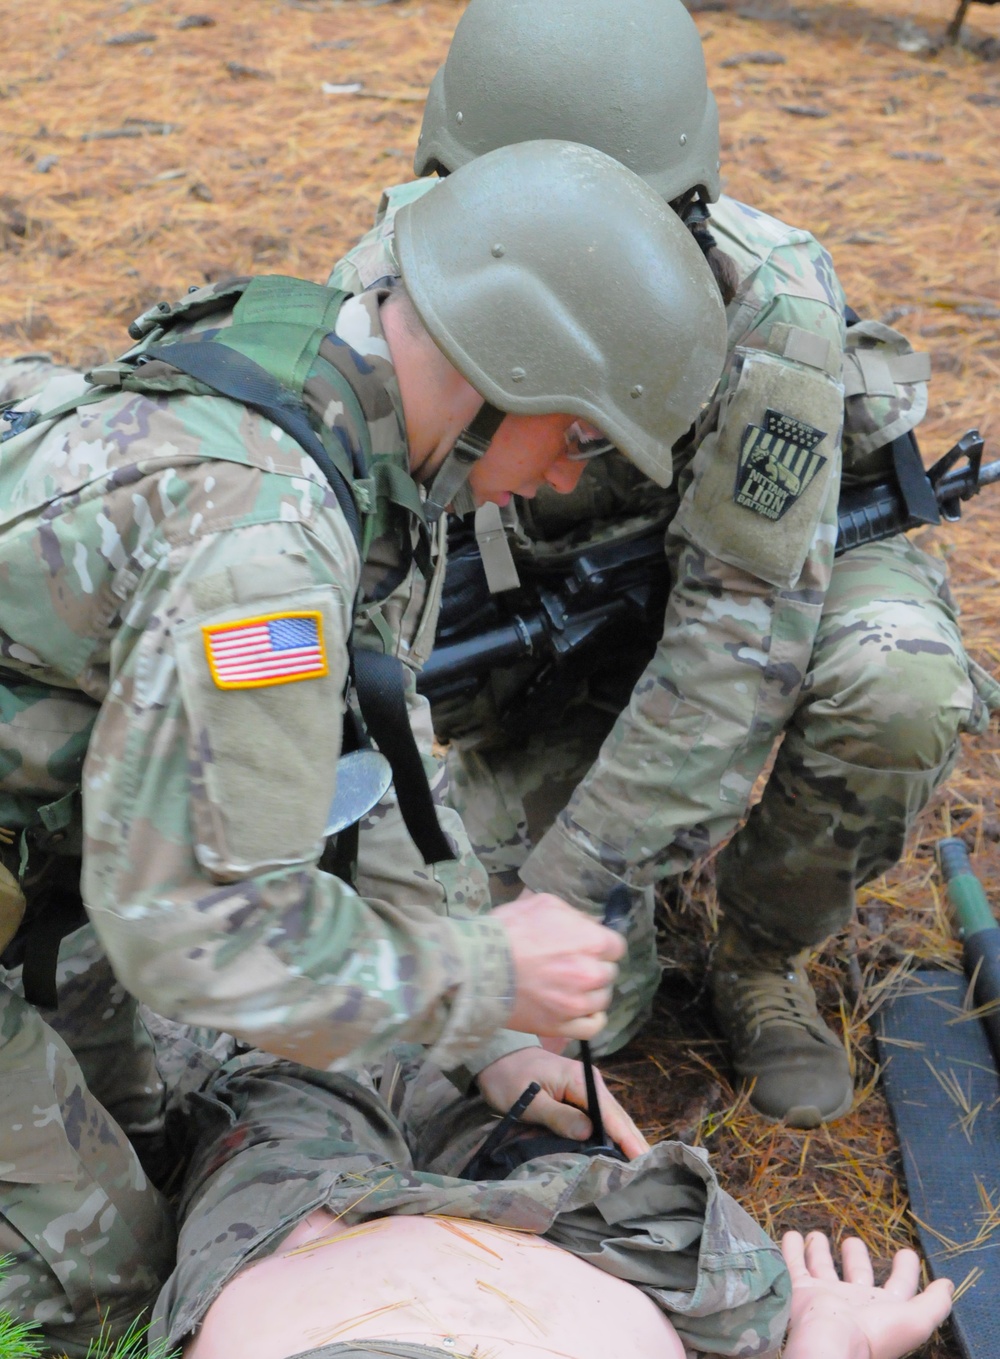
[{"xmin": 748, "ymin": 1085, "xmax": 855, "ymax": 1129}]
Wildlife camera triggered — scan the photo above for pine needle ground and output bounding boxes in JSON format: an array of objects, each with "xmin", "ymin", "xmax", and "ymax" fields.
[{"xmin": 1, "ymin": 3, "xmax": 998, "ymax": 1358}]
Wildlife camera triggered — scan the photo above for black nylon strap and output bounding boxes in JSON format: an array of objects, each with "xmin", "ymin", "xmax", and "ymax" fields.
[
  {"xmin": 143, "ymin": 340, "xmax": 364, "ymax": 550},
  {"xmin": 144, "ymin": 339, "xmax": 454, "ymax": 866},
  {"xmin": 461, "ymin": 399, "xmax": 507, "ymax": 455},
  {"xmin": 890, "ymin": 430, "xmax": 941, "ymax": 527},
  {"xmin": 20, "ymin": 892, "xmax": 87, "ymax": 1010},
  {"xmin": 352, "ymin": 649, "xmax": 455, "ymax": 864},
  {"xmin": 843, "ymin": 306, "xmax": 939, "ymax": 529},
  {"xmin": 423, "ymin": 400, "xmax": 506, "ymax": 523}
]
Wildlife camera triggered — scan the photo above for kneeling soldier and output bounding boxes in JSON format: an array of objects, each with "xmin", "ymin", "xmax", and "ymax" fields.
[{"xmin": 0, "ymin": 139, "xmax": 726, "ymax": 1354}]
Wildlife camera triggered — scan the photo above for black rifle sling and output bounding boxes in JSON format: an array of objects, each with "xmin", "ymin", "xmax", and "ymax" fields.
[
  {"xmin": 352, "ymin": 649, "xmax": 454, "ymax": 865},
  {"xmin": 145, "ymin": 340, "xmax": 363, "ymax": 546},
  {"xmin": 144, "ymin": 340, "xmax": 455, "ymax": 866}
]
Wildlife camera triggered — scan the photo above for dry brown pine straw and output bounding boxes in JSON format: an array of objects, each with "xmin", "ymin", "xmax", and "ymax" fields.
[{"xmin": 1, "ymin": 2, "xmax": 1000, "ymax": 1354}]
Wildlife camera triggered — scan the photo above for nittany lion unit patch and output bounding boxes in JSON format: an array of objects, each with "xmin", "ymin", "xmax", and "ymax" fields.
[{"xmin": 734, "ymin": 409, "xmax": 828, "ymax": 522}]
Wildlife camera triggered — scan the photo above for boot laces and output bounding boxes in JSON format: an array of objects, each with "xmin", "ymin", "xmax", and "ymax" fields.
[{"xmin": 727, "ymin": 968, "xmax": 828, "ymax": 1036}]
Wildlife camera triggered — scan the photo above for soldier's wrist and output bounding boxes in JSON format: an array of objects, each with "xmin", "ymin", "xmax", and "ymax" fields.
[
  {"xmin": 443, "ymin": 1029, "xmax": 540, "ymax": 1094},
  {"xmin": 424, "ymin": 915, "xmax": 518, "ymax": 1073}
]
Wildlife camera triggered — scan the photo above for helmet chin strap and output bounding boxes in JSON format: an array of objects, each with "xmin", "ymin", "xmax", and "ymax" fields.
[{"xmin": 423, "ymin": 399, "xmax": 506, "ymax": 524}]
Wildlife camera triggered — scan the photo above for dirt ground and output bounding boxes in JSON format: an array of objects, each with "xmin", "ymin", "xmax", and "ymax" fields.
[{"xmin": 1, "ymin": 0, "xmax": 999, "ymax": 1354}]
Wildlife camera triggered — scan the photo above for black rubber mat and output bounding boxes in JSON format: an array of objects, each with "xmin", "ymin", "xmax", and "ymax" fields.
[{"xmin": 874, "ymin": 970, "xmax": 1000, "ymax": 1359}]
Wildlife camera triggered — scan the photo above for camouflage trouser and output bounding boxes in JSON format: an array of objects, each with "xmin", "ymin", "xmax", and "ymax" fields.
[
  {"xmin": 151, "ymin": 1048, "xmax": 789, "ymax": 1357},
  {"xmin": 714, "ymin": 537, "xmax": 991, "ymax": 951},
  {"xmin": 0, "ymin": 925, "xmax": 179, "ymax": 1357},
  {"xmin": 445, "ymin": 536, "xmax": 991, "ymax": 1048}
]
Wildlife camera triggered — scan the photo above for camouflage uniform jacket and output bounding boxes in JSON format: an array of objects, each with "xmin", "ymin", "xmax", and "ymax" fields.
[
  {"xmin": 0, "ymin": 287, "xmax": 519, "ymax": 1074},
  {"xmin": 333, "ymin": 183, "xmax": 917, "ymax": 917}
]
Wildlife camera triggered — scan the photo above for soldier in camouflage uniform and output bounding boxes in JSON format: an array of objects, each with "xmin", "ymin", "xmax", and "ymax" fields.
[
  {"xmin": 330, "ymin": 0, "xmax": 1000, "ymax": 1128},
  {"xmin": 0, "ymin": 140, "xmax": 728, "ymax": 1353}
]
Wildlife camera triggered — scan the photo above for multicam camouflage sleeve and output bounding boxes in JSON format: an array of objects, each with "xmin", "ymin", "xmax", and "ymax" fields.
[
  {"xmin": 519, "ymin": 201, "xmax": 849, "ymax": 912},
  {"xmin": 0, "ymin": 301, "xmax": 514, "ymax": 1079}
]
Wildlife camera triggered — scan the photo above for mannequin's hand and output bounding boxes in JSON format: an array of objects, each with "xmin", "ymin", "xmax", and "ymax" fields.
[
  {"xmin": 781, "ymin": 1231, "xmax": 953, "ymax": 1359},
  {"xmin": 477, "ymin": 1048, "xmax": 648, "ymax": 1159}
]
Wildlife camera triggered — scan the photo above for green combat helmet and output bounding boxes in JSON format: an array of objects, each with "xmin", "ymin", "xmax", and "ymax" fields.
[
  {"xmin": 395, "ymin": 139, "xmax": 727, "ymax": 496},
  {"xmin": 415, "ymin": 0, "xmax": 721, "ymax": 205}
]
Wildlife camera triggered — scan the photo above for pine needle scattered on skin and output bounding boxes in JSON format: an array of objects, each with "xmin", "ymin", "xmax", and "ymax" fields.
[
  {"xmin": 308, "ymin": 1298, "xmax": 420, "ymax": 1344},
  {"xmin": 283, "ymin": 1174, "xmax": 396, "ymax": 1255},
  {"xmin": 432, "ymin": 1218, "xmax": 505, "ymax": 1260},
  {"xmin": 474, "ymin": 1280, "xmax": 547, "ymax": 1337},
  {"xmin": 283, "ymin": 1219, "xmax": 388, "ymax": 1257}
]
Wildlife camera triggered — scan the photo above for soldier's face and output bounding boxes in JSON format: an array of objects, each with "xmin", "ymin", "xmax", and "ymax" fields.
[{"xmin": 467, "ymin": 412, "xmax": 591, "ymax": 507}]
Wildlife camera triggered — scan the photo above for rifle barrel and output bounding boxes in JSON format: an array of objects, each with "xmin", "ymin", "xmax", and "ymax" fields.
[
  {"xmin": 418, "ymin": 611, "xmax": 548, "ymax": 690},
  {"xmin": 935, "ymin": 456, "xmax": 1000, "ymax": 504}
]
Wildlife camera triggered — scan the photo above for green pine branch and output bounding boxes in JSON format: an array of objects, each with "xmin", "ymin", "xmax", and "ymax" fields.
[
  {"xmin": 80, "ymin": 1317, "xmax": 178, "ymax": 1359},
  {"xmin": 0, "ymin": 1309, "xmax": 43, "ymax": 1359},
  {"xmin": 0, "ymin": 1258, "xmax": 42, "ymax": 1359}
]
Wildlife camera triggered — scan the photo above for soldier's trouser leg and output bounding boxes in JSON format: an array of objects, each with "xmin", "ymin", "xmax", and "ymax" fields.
[
  {"xmin": 717, "ymin": 537, "xmax": 984, "ymax": 947},
  {"xmin": 37, "ymin": 924, "xmax": 172, "ymax": 1178},
  {"xmin": 447, "ymin": 705, "xmax": 662, "ymax": 1050},
  {"xmin": 0, "ymin": 983, "xmax": 176, "ymax": 1357},
  {"xmin": 710, "ymin": 540, "xmax": 984, "ymax": 1124}
]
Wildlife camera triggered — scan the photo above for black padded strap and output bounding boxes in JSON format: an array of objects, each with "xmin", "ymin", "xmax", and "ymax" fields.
[
  {"xmin": 20, "ymin": 893, "xmax": 87, "ymax": 1011},
  {"xmin": 353, "ymin": 649, "xmax": 455, "ymax": 864},
  {"xmin": 146, "ymin": 340, "xmax": 453, "ymax": 866},
  {"xmin": 144, "ymin": 340, "xmax": 364, "ymax": 550}
]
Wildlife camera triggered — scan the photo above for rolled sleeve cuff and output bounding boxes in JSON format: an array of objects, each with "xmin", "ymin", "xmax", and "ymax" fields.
[
  {"xmin": 425, "ymin": 915, "xmax": 518, "ymax": 1072},
  {"xmin": 443, "ymin": 1029, "xmax": 541, "ymax": 1095},
  {"xmin": 520, "ymin": 822, "xmax": 626, "ymax": 920}
]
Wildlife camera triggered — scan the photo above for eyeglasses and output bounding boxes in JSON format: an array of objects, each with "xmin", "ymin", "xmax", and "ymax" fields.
[{"xmin": 564, "ymin": 419, "xmax": 615, "ymax": 462}]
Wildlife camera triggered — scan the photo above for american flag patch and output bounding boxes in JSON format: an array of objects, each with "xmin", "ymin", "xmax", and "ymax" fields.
[{"xmin": 202, "ymin": 611, "xmax": 328, "ymax": 690}]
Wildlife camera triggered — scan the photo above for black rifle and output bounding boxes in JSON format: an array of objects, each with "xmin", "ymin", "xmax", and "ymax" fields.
[
  {"xmin": 837, "ymin": 428, "xmax": 996, "ymax": 551},
  {"xmin": 418, "ymin": 429, "xmax": 998, "ymax": 711}
]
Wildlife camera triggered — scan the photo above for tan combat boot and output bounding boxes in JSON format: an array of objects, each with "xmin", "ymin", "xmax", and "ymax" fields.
[{"xmin": 710, "ymin": 922, "xmax": 853, "ymax": 1127}]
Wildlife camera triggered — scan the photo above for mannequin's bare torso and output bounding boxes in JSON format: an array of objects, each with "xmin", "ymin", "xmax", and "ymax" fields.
[{"xmin": 184, "ymin": 1209, "xmax": 686, "ymax": 1359}]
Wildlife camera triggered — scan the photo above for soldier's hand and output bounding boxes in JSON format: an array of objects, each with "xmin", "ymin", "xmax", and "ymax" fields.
[
  {"xmin": 494, "ymin": 891, "xmax": 625, "ymax": 1041},
  {"xmin": 477, "ymin": 1048, "xmax": 649, "ymax": 1160}
]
